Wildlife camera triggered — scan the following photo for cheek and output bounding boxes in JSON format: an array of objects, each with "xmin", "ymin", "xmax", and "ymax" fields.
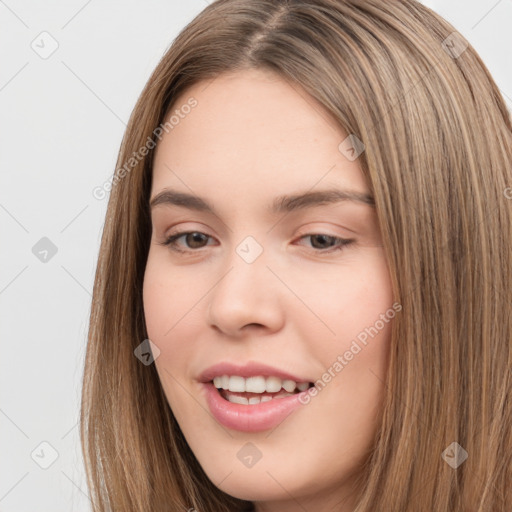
[
  {"xmin": 142, "ymin": 263, "xmax": 195, "ymax": 421},
  {"xmin": 142, "ymin": 250, "xmax": 213, "ymax": 402},
  {"xmin": 143, "ymin": 271, "xmax": 169, "ymax": 345},
  {"xmin": 290, "ymin": 249, "xmax": 394, "ymax": 349},
  {"xmin": 290, "ymin": 249, "xmax": 394, "ymax": 417},
  {"xmin": 142, "ymin": 250, "xmax": 199, "ymax": 339},
  {"xmin": 142, "ymin": 254, "xmax": 192, "ymax": 371}
]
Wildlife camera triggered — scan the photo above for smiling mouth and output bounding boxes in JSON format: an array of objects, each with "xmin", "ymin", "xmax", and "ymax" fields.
[{"xmin": 211, "ymin": 377, "xmax": 315, "ymax": 405}]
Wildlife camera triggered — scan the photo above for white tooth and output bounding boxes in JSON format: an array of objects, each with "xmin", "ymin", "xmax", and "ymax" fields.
[
  {"xmin": 274, "ymin": 392, "xmax": 294, "ymax": 399},
  {"xmin": 228, "ymin": 375, "xmax": 245, "ymax": 392},
  {"xmin": 260, "ymin": 396, "xmax": 273, "ymax": 402},
  {"xmin": 265, "ymin": 376, "xmax": 282, "ymax": 393},
  {"xmin": 248, "ymin": 397, "xmax": 261, "ymax": 405},
  {"xmin": 297, "ymin": 382, "xmax": 309, "ymax": 392},
  {"xmin": 213, "ymin": 376, "xmax": 222, "ymax": 388},
  {"xmin": 282, "ymin": 379, "xmax": 297, "ymax": 393},
  {"xmin": 227, "ymin": 394, "xmax": 249, "ymax": 405},
  {"xmin": 221, "ymin": 375, "xmax": 230, "ymax": 389},
  {"xmin": 245, "ymin": 376, "xmax": 267, "ymax": 393}
]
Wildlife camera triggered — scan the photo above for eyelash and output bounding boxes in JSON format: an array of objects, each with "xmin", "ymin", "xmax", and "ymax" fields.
[{"xmin": 158, "ymin": 231, "xmax": 354, "ymax": 255}]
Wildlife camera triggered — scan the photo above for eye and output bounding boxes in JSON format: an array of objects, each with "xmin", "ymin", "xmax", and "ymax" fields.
[
  {"xmin": 158, "ymin": 231, "xmax": 214, "ymax": 252},
  {"xmin": 295, "ymin": 233, "xmax": 354, "ymax": 253},
  {"xmin": 158, "ymin": 230, "xmax": 354, "ymax": 254}
]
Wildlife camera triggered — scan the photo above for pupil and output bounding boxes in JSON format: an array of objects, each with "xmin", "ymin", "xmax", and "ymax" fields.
[
  {"xmin": 312, "ymin": 234, "xmax": 331, "ymax": 249},
  {"xmin": 188, "ymin": 232, "xmax": 206, "ymax": 248}
]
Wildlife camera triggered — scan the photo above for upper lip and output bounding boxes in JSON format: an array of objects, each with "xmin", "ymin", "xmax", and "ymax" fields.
[{"xmin": 198, "ymin": 361, "xmax": 313, "ymax": 384}]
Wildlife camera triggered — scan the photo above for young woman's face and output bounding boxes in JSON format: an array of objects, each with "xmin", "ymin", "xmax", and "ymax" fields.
[{"xmin": 143, "ymin": 68, "xmax": 395, "ymax": 511}]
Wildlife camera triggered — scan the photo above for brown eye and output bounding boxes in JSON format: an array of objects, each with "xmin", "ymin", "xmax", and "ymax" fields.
[
  {"xmin": 296, "ymin": 233, "xmax": 354, "ymax": 253},
  {"xmin": 309, "ymin": 234, "xmax": 337, "ymax": 249},
  {"xmin": 183, "ymin": 232, "xmax": 209, "ymax": 249},
  {"xmin": 161, "ymin": 231, "xmax": 213, "ymax": 252}
]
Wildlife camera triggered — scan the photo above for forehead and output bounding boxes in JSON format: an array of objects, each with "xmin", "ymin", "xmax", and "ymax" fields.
[{"xmin": 151, "ymin": 68, "xmax": 369, "ymax": 202}]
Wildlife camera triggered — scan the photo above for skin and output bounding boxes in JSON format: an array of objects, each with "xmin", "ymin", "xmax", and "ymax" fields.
[{"xmin": 143, "ymin": 68, "xmax": 395, "ymax": 512}]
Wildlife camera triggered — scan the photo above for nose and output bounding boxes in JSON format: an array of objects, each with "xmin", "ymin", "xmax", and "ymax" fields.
[{"xmin": 206, "ymin": 244, "xmax": 284, "ymax": 338}]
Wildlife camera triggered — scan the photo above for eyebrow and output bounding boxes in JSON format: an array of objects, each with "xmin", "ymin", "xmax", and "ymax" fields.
[{"xmin": 149, "ymin": 187, "xmax": 375, "ymax": 214}]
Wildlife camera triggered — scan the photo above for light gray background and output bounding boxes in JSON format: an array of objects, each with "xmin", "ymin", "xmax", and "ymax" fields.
[{"xmin": 1, "ymin": 1, "xmax": 511, "ymax": 511}]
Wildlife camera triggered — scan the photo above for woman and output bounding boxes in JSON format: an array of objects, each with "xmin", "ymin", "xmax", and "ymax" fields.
[{"xmin": 80, "ymin": 1, "xmax": 512, "ymax": 510}]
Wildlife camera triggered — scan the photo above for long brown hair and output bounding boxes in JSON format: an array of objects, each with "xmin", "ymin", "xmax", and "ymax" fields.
[{"xmin": 80, "ymin": 1, "xmax": 512, "ymax": 510}]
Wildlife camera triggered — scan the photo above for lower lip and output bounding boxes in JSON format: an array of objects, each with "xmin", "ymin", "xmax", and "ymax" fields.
[{"xmin": 202, "ymin": 382, "xmax": 306, "ymax": 432}]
